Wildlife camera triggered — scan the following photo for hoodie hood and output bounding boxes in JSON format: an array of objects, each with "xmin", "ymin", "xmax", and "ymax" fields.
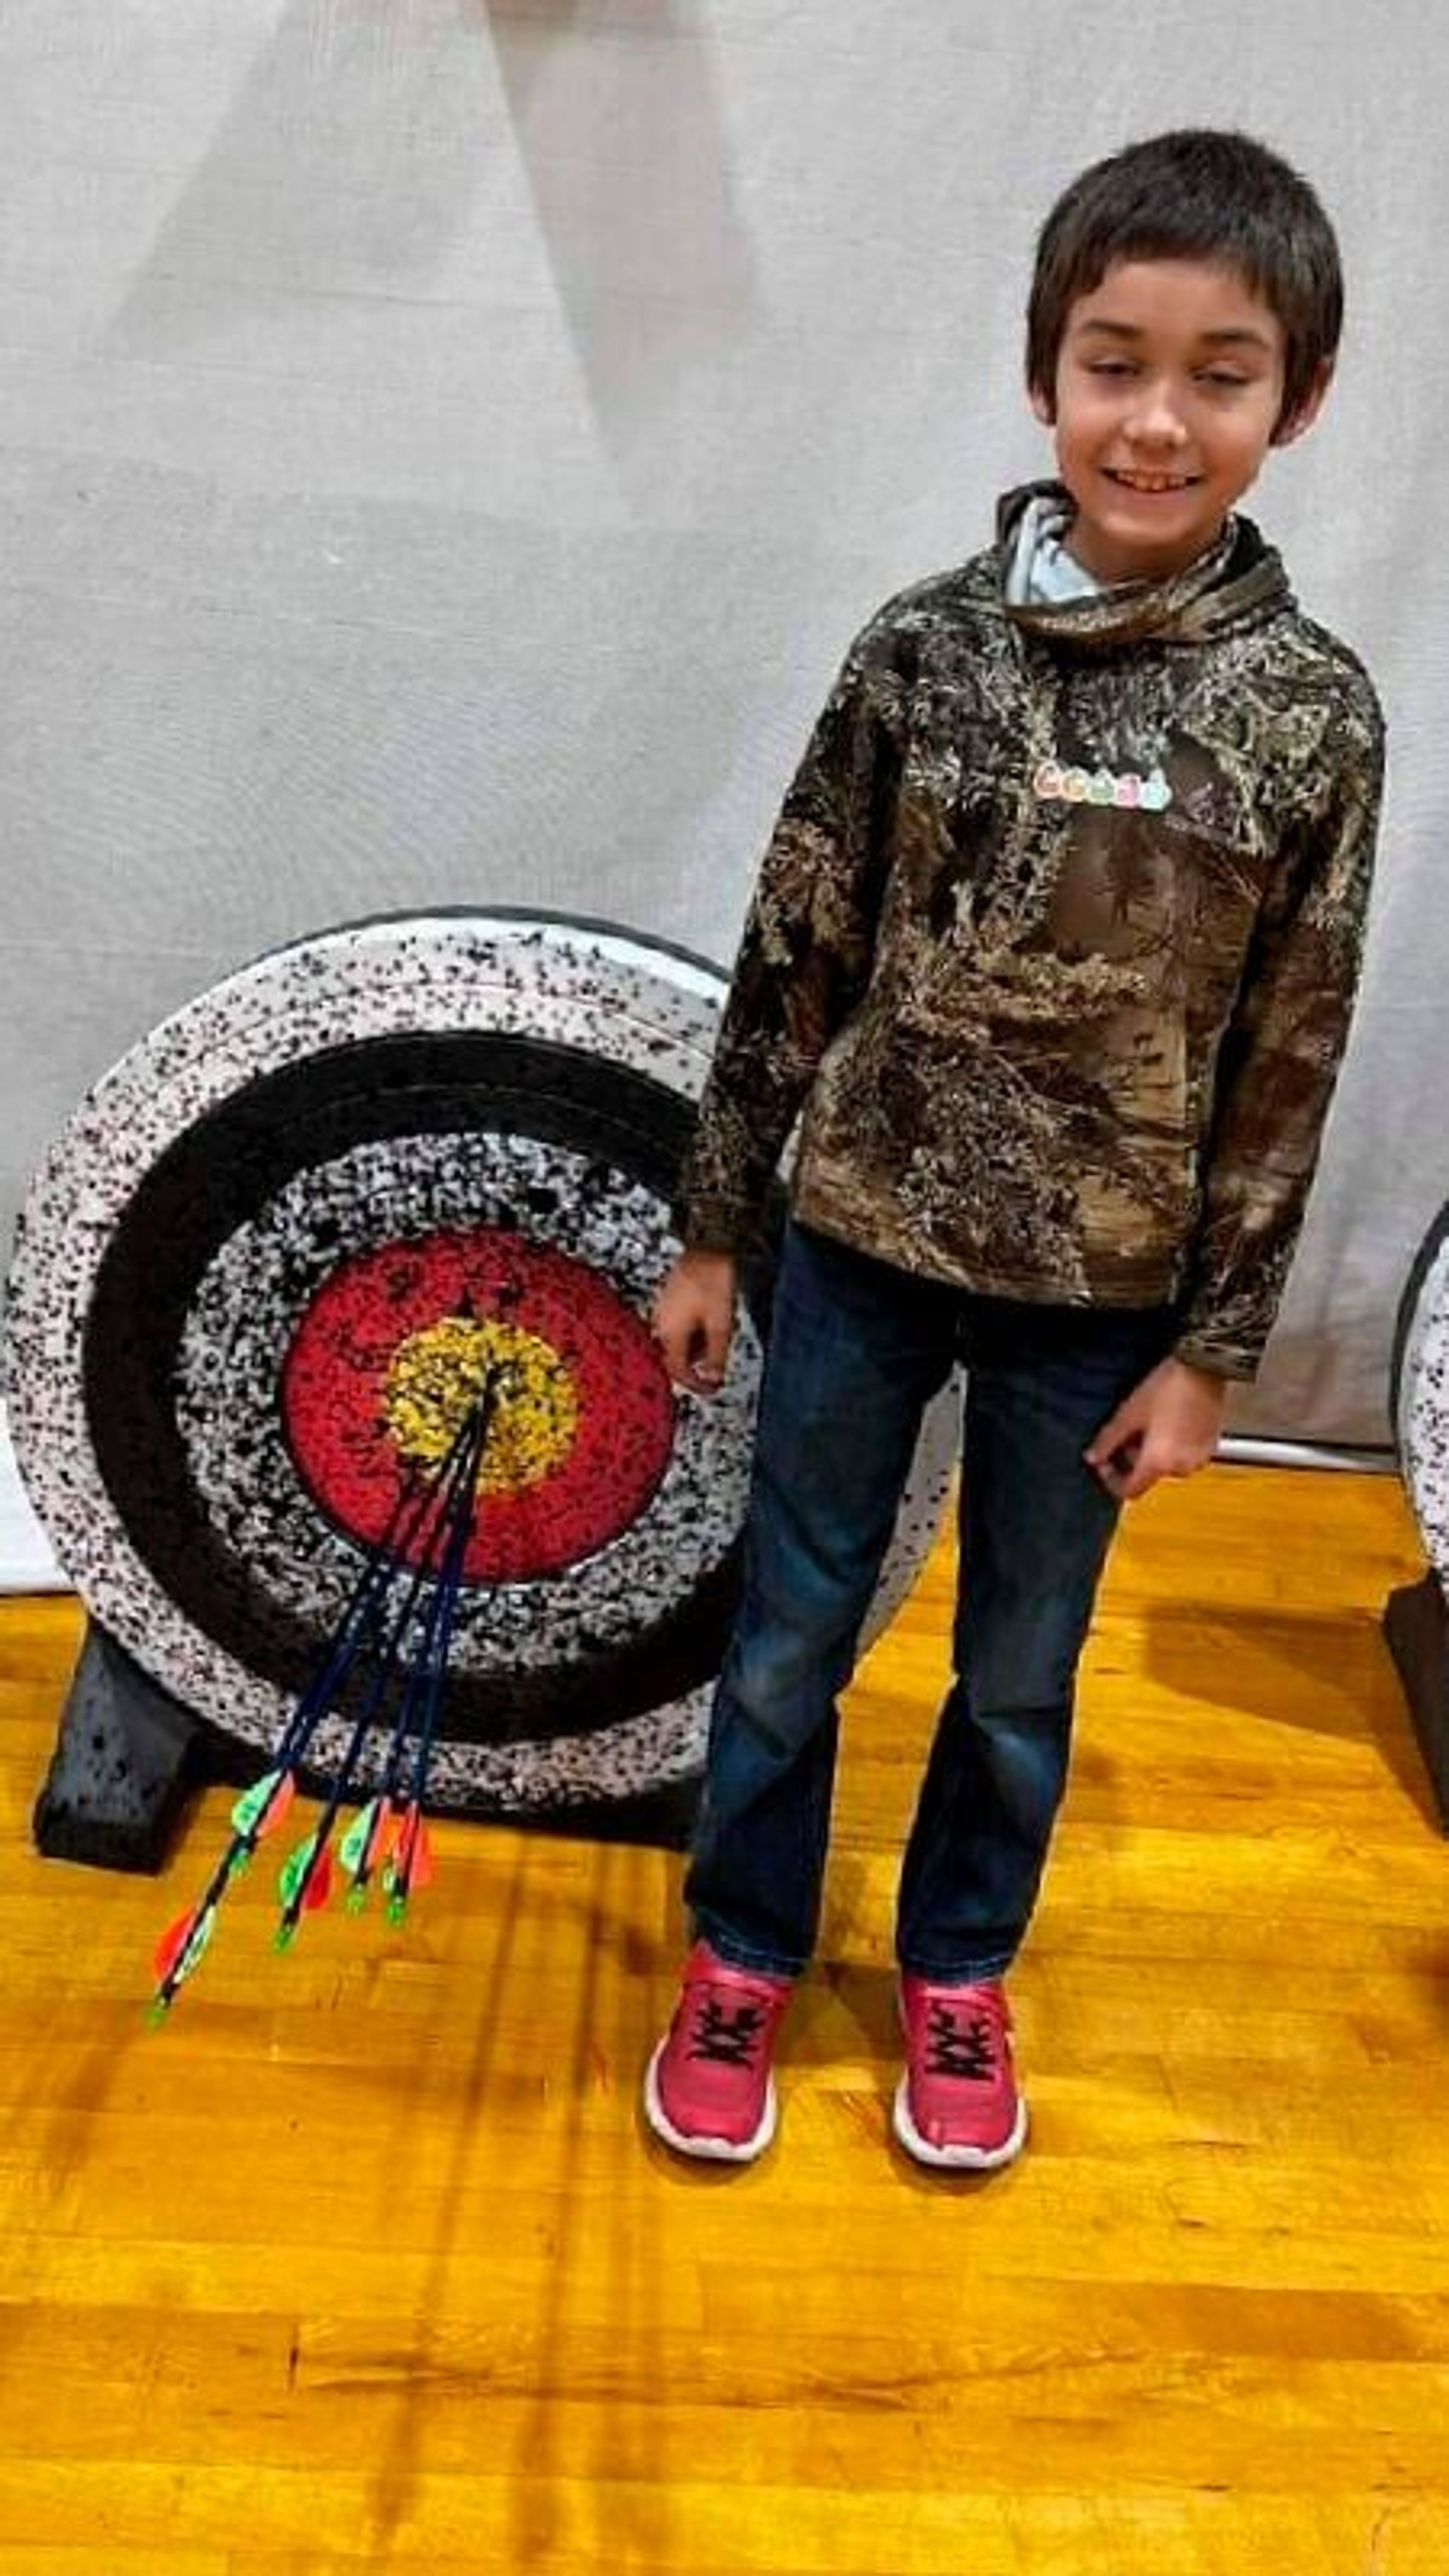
[{"xmin": 996, "ymin": 480, "xmax": 1291, "ymax": 649}]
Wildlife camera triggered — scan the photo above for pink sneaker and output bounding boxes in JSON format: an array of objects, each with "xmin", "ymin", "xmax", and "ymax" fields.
[
  {"xmin": 643, "ymin": 1941, "xmax": 793, "ymax": 2162},
  {"xmin": 893, "ymin": 1975, "xmax": 1028, "ymax": 2171}
]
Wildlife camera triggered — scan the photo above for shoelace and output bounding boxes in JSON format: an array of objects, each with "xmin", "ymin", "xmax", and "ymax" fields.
[
  {"xmin": 688, "ymin": 1991, "xmax": 771, "ymax": 2067},
  {"xmin": 923, "ymin": 1995, "xmax": 1006, "ymax": 2083}
]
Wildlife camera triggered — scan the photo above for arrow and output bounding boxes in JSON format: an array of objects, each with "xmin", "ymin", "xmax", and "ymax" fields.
[
  {"xmin": 148, "ymin": 1899, "xmax": 218, "ymax": 2020},
  {"xmin": 145, "ymin": 1365, "xmax": 495, "ymax": 2009}
]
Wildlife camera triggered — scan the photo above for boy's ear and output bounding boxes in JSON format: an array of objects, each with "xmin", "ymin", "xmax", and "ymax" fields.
[
  {"xmin": 1273, "ymin": 357, "xmax": 1335, "ymax": 448},
  {"xmin": 1029, "ymin": 377, "xmax": 1056, "ymax": 428}
]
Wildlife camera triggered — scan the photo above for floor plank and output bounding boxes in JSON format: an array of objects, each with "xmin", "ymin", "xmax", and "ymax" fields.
[{"xmin": 2, "ymin": 1463, "xmax": 1447, "ymax": 2573}]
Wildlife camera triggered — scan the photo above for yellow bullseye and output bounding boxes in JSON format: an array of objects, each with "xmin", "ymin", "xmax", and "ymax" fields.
[{"xmin": 383, "ymin": 1316, "xmax": 579, "ymax": 1494}]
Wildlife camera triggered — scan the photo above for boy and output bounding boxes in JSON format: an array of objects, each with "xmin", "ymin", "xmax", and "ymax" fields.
[{"xmin": 643, "ymin": 131, "xmax": 1384, "ymax": 2170}]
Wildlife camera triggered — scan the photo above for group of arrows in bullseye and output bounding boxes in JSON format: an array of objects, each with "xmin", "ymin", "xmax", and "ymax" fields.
[{"xmin": 150, "ymin": 1370, "xmax": 499, "ymax": 2021}]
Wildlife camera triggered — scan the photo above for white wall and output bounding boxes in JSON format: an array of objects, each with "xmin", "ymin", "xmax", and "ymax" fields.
[{"xmin": 1, "ymin": 0, "xmax": 1442, "ymax": 1444}]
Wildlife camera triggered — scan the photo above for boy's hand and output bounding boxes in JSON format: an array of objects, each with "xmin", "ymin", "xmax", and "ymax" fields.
[
  {"xmin": 652, "ymin": 1249, "xmax": 738, "ymax": 1396},
  {"xmin": 1084, "ymin": 1355, "xmax": 1229, "ymax": 1503}
]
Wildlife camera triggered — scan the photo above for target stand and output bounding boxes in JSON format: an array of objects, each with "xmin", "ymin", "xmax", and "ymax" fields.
[
  {"xmin": 7, "ymin": 911, "xmax": 957, "ymax": 1872},
  {"xmin": 1384, "ymin": 1200, "xmax": 1449, "ymax": 1832},
  {"xmin": 34, "ymin": 1623, "xmax": 229, "ymax": 1873}
]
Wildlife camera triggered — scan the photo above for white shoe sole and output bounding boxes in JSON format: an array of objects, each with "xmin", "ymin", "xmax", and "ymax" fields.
[
  {"xmin": 891, "ymin": 2073, "xmax": 1029, "ymax": 2171},
  {"xmin": 643, "ymin": 2042, "xmax": 778, "ymax": 2163}
]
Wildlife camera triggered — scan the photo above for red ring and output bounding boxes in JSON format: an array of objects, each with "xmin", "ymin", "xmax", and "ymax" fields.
[{"xmin": 281, "ymin": 1228, "xmax": 675, "ymax": 1582}]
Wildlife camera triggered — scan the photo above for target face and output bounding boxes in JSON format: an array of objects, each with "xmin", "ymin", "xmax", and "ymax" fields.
[
  {"xmin": 1393, "ymin": 1198, "xmax": 1449, "ymax": 1602},
  {"xmin": 5, "ymin": 911, "xmax": 956, "ymax": 1831}
]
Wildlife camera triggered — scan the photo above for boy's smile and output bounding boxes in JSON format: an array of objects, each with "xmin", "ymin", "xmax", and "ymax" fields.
[{"xmin": 1034, "ymin": 258, "xmax": 1329, "ymax": 585}]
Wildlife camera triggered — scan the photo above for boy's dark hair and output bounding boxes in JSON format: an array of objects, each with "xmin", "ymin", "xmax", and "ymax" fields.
[{"xmin": 1026, "ymin": 129, "xmax": 1343, "ymax": 435}]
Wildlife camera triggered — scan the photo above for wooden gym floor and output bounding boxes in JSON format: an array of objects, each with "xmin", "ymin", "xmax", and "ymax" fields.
[{"xmin": 0, "ymin": 1463, "xmax": 1446, "ymax": 2575}]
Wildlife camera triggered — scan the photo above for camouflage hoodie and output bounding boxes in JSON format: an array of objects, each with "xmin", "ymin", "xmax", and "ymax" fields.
[{"xmin": 677, "ymin": 483, "xmax": 1384, "ymax": 1379}]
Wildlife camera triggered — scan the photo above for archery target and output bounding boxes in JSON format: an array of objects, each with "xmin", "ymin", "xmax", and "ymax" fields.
[
  {"xmin": 1392, "ymin": 1197, "xmax": 1449, "ymax": 1601},
  {"xmin": 5, "ymin": 911, "xmax": 957, "ymax": 1826}
]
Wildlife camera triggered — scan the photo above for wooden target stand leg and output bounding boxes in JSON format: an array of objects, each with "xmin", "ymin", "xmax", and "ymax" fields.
[
  {"xmin": 1383, "ymin": 1575, "xmax": 1449, "ymax": 1834},
  {"xmin": 33, "ymin": 1620, "xmax": 238, "ymax": 1873}
]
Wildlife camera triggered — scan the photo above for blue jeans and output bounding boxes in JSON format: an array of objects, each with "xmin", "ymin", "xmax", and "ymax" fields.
[{"xmin": 686, "ymin": 1222, "xmax": 1178, "ymax": 1983}]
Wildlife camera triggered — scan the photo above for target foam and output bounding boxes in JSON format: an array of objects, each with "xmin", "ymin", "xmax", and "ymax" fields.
[
  {"xmin": 5, "ymin": 911, "xmax": 956, "ymax": 1828},
  {"xmin": 1393, "ymin": 1198, "xmax": 1449, "ymax": 1601}
]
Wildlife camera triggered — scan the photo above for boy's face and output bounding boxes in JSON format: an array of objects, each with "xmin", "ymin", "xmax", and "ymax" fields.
[{"xmin": 1033, "ymin": 257, "xmax": 1329, "ymax": 584}]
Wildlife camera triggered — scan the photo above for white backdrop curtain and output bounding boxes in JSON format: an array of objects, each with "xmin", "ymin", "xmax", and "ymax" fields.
[{"xmin": 0, "ymin": 0, "xmax": 1441, "ymax": 1464}]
